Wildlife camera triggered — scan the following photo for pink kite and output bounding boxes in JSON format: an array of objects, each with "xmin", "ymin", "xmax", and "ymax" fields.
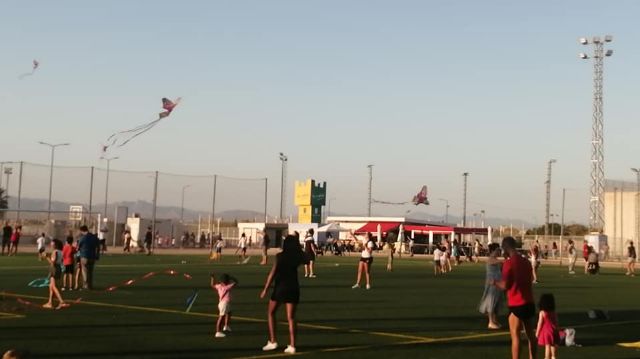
[{"xmin": 102, "ymin": 97, "xmax": 182, "ymax": 154}]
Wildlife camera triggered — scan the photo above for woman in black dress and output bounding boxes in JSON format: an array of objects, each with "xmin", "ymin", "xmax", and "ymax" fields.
[{"xmin": 260, "ymin": 234, "xmax": 309, "ymax": 354}]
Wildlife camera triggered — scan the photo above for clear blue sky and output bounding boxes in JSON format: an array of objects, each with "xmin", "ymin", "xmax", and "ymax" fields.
[{"xmin": 1, "ymin": 0, "xmax": 639, "ymax": 224}]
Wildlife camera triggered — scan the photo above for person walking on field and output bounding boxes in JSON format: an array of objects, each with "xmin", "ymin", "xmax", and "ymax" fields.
[
  {"xmin": 43, "ymin": 239, "xmax": 69, "ymax": 309},
  {"xmin": 530, "ymin": 242, "xmax": 541, "ymax": 284},
  {"xmin": 77, "ymin": 225, "xmax": 100, "ymax": 290},
  {"xmin": 303, "ymin": 229, "xmax": 317, "ymax": 278},
  {"xmin": 144, "ymin": 227, "xmax": 153, "ymax": 255},
  {"xmin": 260, "ymin": 231, "xmax": 270, "ymax": 265},
  {"xmin": 567, "ymin": 239, "xmax": 577, "ymax": 274},
  {"xmin": 237, "ymin": 233, "xmax": 248, "ymax": 262},
  {"xmin": 493, "ymin": 236, "xmax": 537, "ymax": 359},
  {"xmin": 351, "ymin": 231, "xmax": 375, "ymax": 290},
  {"xmin": 1, "ymin": 222, "xmax": 12, "ymax": 256},
  {"xmin": 626, "ymin": 241, "xmax": 636, "ymax": 276},
  {"xmin": 61, "ymin": 236, "xmax": 76, "ymax": 291},
  {"xmin": 479, "ymin": 243, "xmax": 505, "ymax": 329},
  {"xmin": 9, "ymin": 225, "xmax": 21, "ymax": 256},
  {"xmin": 36, "ymin": 233, "xmax": 47, "ymax": 261},
  {"xmin": 260, "ymin": 235, "xmax": 309, "ymax": 354}
]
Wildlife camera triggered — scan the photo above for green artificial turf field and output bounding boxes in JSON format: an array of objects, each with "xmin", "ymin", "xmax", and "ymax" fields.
[{"xmin": 1, "ymin": 252, "xmax": 639, "ymax": 359}]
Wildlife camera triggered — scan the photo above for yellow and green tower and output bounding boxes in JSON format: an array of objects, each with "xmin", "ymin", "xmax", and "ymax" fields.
[{"xmin": 294, "ymin": 179, "xmax": 327, "ymax": 224}]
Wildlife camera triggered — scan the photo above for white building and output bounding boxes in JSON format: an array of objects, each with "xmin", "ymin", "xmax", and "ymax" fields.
[{"xmin": 604, "ymin": 180, "xmax": 638, "ymax": 257}]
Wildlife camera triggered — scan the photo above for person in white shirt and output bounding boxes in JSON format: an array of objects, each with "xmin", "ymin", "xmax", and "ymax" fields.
[
  {"xmin": 433, "ymin": 245, "xmax": 443, "ymax": 275},
  {"xmin": 36, "ymin": 233, "xmax": 47, "ymax": 261},
  {"xmin": 350, "ymin": 231, "xmax": 374, "ymax": 290},
  {"xmin": 237, "ymin": 233, "xmax": 248, "ymax": 262}
]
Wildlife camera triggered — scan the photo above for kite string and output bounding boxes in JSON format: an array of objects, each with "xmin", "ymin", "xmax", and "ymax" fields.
[{"xmin": 372, "ymin": 199, "xmax": 410, "ymax": 205}]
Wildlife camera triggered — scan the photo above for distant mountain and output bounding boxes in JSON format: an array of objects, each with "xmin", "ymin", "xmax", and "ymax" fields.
[{"xmin": 6, "ymin": 197, "xmax": 263, "ymax": 221}]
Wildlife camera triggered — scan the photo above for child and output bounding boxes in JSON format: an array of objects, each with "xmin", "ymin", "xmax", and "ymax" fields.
[
  {"xmin": 536, "ymin": 293, "xmax": 560, "ymax": 359},
  {"xmin": 386, "ymin": 241, "xmax": 394, "ymax": 271},
  {"xmin": 43, "ymin": 239, "xmax": 69, "ymax": 309},
  {"xmin": 36, "ymin": 233, "xmax": 47, "ymax": 261},
  {"xmin": 433, "ymin": 245, "xmax": 443, "ymax": 275},
  {"xmin": 214, "ymin": 237, "xmax": 224, "ymax": 261},
  {"xmin": 61, "ymin": 236, "xmax": 76, "ymax": 291},
  {"xmin": 211, "ymin": 273, "xmax": 238, "ymax": 338}
]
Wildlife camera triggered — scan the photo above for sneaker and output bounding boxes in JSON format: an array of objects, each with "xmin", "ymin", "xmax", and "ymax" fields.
[
  {"xmin": 569, "ymin": 271, "xmax": 575, "ymax": 274},
  {"xmin": 223, "ymin": 325, "xmax": 232, "ymax": 332},
  {"xmin": 215, "ymin": 332, "xmax": 226, "ymax": 338},
  {"xmin": 532, "ymin": 281, "xmax": 539, "ymax": 284},
  {"xmin": 284, "ymin": 345, "xmax": 296, "ymax": 354},
  {"xmin": 365, "ymin": 284, "xmax": 371, "ymax": 290},
  {"xmin": 262, "ymin": 341, "xmax": 278, "ymax": 351},
  {"xmin": 304, "ymin": 274, "xmax": 308, "ymax": 278},
  {"xmin": 351, "ymin": 284, "xmax": 360, "ymax": 289},
  {"xmin": 61, "ymin": 287, "xmax": 66, "ymax": 291},
  {"xmin": 309, "ymin": 274, "xmax": 316, "ymax": 278}
]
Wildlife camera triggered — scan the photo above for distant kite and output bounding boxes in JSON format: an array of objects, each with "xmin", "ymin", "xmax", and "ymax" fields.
[
  {"xmin": 18, "ymin": 60, "xmax": 39, "ymax": 79},
  {"xmin": 102, "ymin": 97, "xmax": 182, "ymax": 153},
  {"xmin": 412, "ymin": 185, "xmax": 429, "ymax": 205},
  {"xmin": 373, "ymin": 185, "xmax": 430, "ymax": 206}
]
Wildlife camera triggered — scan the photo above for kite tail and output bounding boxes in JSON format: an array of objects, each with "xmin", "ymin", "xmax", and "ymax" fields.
[
  {"xmin": 17, "ymin": 71, "xmax": 34, "ymax": 80},
  {"xmin": 372, "ymin": 199, "xmax": 410, "ymax": 205}
]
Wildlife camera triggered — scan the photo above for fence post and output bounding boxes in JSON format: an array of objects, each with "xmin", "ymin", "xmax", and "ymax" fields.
[
  {"xmin": 89, "ymin": 166, "xmax": 94, "ymax": 216},
  {"xmin": 211, "ymin": 174, "xmax": 217, "ymax": 226},
  {"xmin": 17, "ymin": 162, "xmax": 23, "ymax": 221},
  {"xmin": 264, "ymin": 177, "xmax": 268, "ymax": 223},
  {"xmin": 151, "ymin": 171, "xmax": 158, "ymax": 251}
]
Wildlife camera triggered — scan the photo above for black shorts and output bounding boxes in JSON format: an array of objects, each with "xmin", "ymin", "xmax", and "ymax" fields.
[
  {"xmin": 216, "ymin": 248, "xmax": 222, "ymax": 254},
  {"xmin": 509, "ymin": 303, "xmax": 535, "ymax": 321},
  {"xmin": 359, "ymin": 257, "xmax": 373, "ymax": 265},
  {"xmin": 38, "ymin": 248, "xmax": 45, "ymax": 254},
  {"xmin": 434, "ymin": 260, "xmax": 441, "ymax": 267},
  {"xmin": 48, "ymin": 266, "xmax": 62, "ymax": 281},
  {"xmin": 64, "ymin": 264, "xmax": 74, "ymax": 273},
  {"xmin": 306, "ymin": 251, "xmax": 316, "ymax": 261},
  {"xmin": 271, "ymin": 284, "xmax": 300, "ymax": 304}
]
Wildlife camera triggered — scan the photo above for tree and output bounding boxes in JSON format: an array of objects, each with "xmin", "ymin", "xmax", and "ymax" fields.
[
  {"xmin": 525, "ymin": 223, "xmax": 588, "ymax": 236},
  {"xmin": 0, "ymin": 187, "xmax": 7, "ymax": 220}
]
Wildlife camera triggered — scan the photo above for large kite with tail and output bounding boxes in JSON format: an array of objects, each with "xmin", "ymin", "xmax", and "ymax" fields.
[{"xmin": 102, "ymin": 97, "xmax": 181, "ymax": 154}]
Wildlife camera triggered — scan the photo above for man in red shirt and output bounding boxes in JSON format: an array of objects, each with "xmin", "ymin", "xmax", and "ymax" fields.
[{"xmin": 494, "ymin": 236, "xmax": 537, "ymax": 359}]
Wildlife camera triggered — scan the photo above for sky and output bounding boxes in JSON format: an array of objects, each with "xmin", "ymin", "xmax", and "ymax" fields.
[{"xmin": 1, "ymin": 0, "xmax": 640, "ymax": 225}]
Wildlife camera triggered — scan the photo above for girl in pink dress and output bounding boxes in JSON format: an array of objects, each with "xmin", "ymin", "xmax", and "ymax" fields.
[{"xmin": 536, "ymin": 293, "xmax": 560, "ymax": 359}]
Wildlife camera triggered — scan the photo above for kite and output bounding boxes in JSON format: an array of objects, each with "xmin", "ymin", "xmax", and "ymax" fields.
[
  {"xmin": 27, "ymin": 278, "xmax": 50, "ymax": 288},
  {"xmin": 412, "ymin": 185, "xmax": 429, "ymax": 205},
  {"xmin": 373, "ymin": 185, "xmax": 430, "ymax": 206},
  {"xmin": 102, "ymin": 97, "xmax": 182, "ymax": 154},
  {"xmin": 18, "ymin": 60, "xmax": 39, "ymax": 79}
]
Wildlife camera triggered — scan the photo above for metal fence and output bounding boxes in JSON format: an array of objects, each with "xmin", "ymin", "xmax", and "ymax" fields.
[{"xmin": 0, "ymin": 161, "xmax": 268, "ymax": 224}]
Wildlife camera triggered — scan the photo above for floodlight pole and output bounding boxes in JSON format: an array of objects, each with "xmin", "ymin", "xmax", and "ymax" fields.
[
  {"xmin": 631, "ymin": 168, "xmax": 640, "ymax": 243},
  {"xmin": 279, "ymin": 153, "xmax": 288, "ymax": 221},
  {"xmin": 545, "ymin": 159, "xmax": 557, "ymax": 239},
  {"xmin": 38, "ymin": 141, "xmax": 70, "ymax": 221},
  {"xmin": 367, "ymin": 165, "xmax": 373, "ymax": 216},
  {"xmin": 462, "ymin": 172, "xmax": 469, "ymax": 227},
  {"xmin": 579, "ymin": 35, "xmax": 613, "ymax": 231}
]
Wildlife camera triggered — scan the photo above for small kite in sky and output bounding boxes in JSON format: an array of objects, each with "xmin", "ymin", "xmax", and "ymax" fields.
[
  {"xmin": 102, "ymin": 97, "xmax": 182, "ymax": 154},
  {"xmin": 18, "ymin": 59, "xmax": 40, "ymax": 79},
  {"xmin": 373, "ymin": 185, "xmax": 430, "ymax": 206},
  {"xmin": 412, "ymin": 185, "xmax": 429, "ymax": 205}
]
